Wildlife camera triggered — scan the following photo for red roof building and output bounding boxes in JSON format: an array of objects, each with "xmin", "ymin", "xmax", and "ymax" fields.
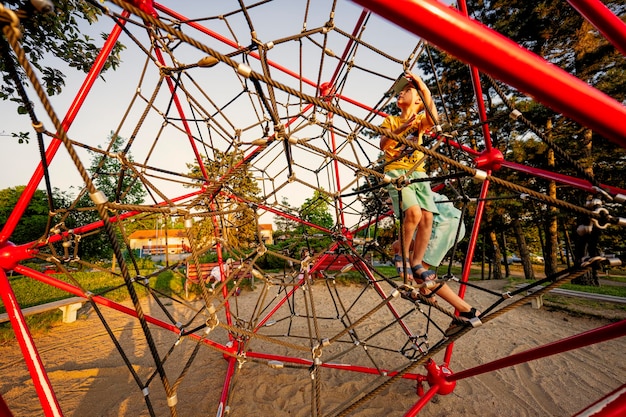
[{"xmin": 128, "ymin": 229, "xmax": 190, "ymax": 255}]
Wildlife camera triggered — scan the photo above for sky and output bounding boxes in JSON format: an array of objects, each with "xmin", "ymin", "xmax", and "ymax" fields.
[{"xmin": 0, "ymin": 0, "xmax": 441, "ymax": 229}]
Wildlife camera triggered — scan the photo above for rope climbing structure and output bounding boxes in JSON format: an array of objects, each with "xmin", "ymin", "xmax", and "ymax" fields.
[{"xmin": 0, "ymin": 1, "xmax": 625, "ymax": 416}]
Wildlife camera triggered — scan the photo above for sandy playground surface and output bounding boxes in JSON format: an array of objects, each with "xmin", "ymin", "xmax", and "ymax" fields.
[{"xmin": 0, "ymin": 278, "xmax": 624, "ymax": 417}]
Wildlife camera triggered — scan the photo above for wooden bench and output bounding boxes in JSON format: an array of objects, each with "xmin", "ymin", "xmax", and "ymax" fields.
[
  {"xmin": 0, "ymin": 296, "xmax": 87, "ymax": 324},
  {"xmin": 309, "ymin": 253, "xmax": 357, "ymax": 277},
  {"xmin": 185, "ymin": 261, "xmax": 245, "ymax": 297},
  {"xmin": 186, "ymin": 262, "xmax": 219, "ymax": 282},
  {"xmin": 515, "ymin": 284, "xmax": 626, "ymax": 309},
  {"xmin": 186, "ymin": 261, "xmax": 244, "ymax": 281}
]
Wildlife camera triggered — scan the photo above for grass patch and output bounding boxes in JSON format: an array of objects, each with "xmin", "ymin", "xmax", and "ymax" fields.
[
  {"xmin": 542, "ymin": 295, "xmax": 626, "ymax": 319},
  {"xmin": 560, "ymin": 282, "xmax": 626, "ymax": 297},
  {"xmin": 505, "ymin": 276, "xmax": 626, "ymax": 320},
  {"xmin": 4, "ymin": 264, "xmax": 621, "ymax": 343},
  {"xmin": 507, "ymin": 277, "xmax": 626, "ymax": 298},
  {"xmin": 602, "ymin": 273, "xmax": 626, "ymax": 284},
  {"xmin": 0, "ymin": 269, "xmax": 187, "ymax": 344}
]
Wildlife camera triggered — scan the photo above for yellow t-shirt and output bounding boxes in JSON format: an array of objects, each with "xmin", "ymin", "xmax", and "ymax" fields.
[{"xmin": 381, "ymin": 114, "xmax": 426, "ymax": 172}]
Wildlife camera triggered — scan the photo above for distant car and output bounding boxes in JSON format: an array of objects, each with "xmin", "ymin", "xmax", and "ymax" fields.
[
  {"xmin": 501, "ymin": 255, "xmax": 522, "ymax": 264},
  {"xmin": 531, "ymin": 254, "xmax": 544, "ymax": 264}
]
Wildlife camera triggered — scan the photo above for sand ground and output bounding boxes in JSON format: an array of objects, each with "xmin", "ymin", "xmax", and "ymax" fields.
[{"xmin": 0, "ymin": 278, "xmax": 624, "ymax": 417}]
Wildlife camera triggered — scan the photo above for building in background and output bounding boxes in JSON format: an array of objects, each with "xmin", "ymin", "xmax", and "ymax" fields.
[
  {"xmin": 258, "ymin": 223, "xmax": 274, "ymax": 245},
  {"xmin": 128, "ymin": 229, "xmax": 190, "ymax": 256}
]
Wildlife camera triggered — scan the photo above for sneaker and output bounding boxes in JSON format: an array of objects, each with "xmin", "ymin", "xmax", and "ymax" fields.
[{"xmin": 445, "ymin": 308, "xmax": 481, "ymax": 337}]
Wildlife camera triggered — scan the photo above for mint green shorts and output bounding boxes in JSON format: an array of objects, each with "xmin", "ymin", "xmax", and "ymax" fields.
[
  {"xmin": 386, "ymin": 171, "xmax": 466, "ymax": 267},
  {"xmin": 386, "ymin": 169, "xmax": 439, "ymax": 217},
  {"xmin": 423, "ymin": 193, "xmax": 466, "ymax": 266}
]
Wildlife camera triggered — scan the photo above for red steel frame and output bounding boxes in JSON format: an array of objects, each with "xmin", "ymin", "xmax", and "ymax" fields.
[
  {"xmin": 350, "ymin": 1, "xmax": 626, "ymax": 416},
  {"xmin": 0, "ymin": 1, "xmax": 625, "ymax": 416}
]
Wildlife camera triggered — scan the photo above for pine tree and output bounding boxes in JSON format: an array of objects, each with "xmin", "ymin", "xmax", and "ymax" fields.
[
  {"xmin": 187, "ymin": 149, "xmax": 261, "ymax": 251},
  {"xmin": 419, "ymin": 1, "xmax": 626, "ymax": 283}
]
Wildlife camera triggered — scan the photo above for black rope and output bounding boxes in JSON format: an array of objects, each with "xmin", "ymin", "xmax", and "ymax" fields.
[
  {"xmin": 0, "ymin": 36, "xmax": 56, "ymax": 223},
  {"xmin": 485, "ymin": 75, "xmax": 599, "ymax": 188}
]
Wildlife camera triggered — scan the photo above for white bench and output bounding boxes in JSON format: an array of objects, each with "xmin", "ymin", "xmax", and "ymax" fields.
[
  {"xmin": 515, "ymin": 284, "xmax": 626, "ymax": 309},
  {"xmin": 0, "ymin": 296, "xmax": 87, "ymax": 324}
]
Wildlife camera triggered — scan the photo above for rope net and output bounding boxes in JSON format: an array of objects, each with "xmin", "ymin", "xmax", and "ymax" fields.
[{"xmin": 0, "ymin": 1, "xmax": 625, "ymax": 416}]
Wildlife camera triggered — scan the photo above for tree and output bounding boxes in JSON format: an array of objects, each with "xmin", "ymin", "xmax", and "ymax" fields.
[
  {"xmin": 187, "ymin": 149, "xmax": 261, "ymax": 251},
  {"xmin": 273, "ymin": 197, "xmax": 299, "ymax": 235},
  {"xmin": 0, "ymin": 186, "xmax": 49, "ymax": 244},
  {"xmin": 299, "ymin": 189, "xmax": 334, "ymax": 232},
  {"xmin": 418, "ymin": 1, "xmax": 626, "ymax": 283},
  {"xmin": 65, "ymin": 132, "xmax": 147, "ymax": 260},
  {"xmin": 1, "ymin": 1, "xmax": 123, "ymax": 105},
  {"xmin": 476, "ymin": 0, "xmax": 626, "ymax": 284}
]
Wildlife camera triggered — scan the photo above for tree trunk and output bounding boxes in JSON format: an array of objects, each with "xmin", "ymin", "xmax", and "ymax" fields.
[
  {"xmin": 481, "ymin": 230, "xmax": 487, "ymax": 280},
  {"xmin": 572, "ymin": 129, "xmax": 599, "ymax": 286},
  {"xmin": 489, "ymin": 229, "xmax": 503, "ymax": 280},
  {"xmin": 572, "ymin": 217, "xmax": 600, "ymax": 286},
  {"xmin": 512, "ymin": 217, "xmax": 535, "ymax": 280},
  {"xmin": 544, "ymin": 121, "xmax": 559, "ymax": 276},
  {"xmin": 499, "ymin": 229, "xmax": 510, "ymax": 277},
  {"xmin": 111, "ymin": 253, "xmax": 117, "ymax": 273},
  {"xmin": 562, "ymin": 225, "xmax": 573, "ymax": 268}
]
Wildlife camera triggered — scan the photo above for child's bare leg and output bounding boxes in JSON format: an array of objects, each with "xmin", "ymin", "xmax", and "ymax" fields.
[
  {"xmin": 401, "ymin": 206, "xmax": 421, "ymax": 263},
  {"xmin": 409, "ymin": 209, "xmax": 432, "ymax": 269},
  {"xmin": 429, "ymin": 284, "xmax": 472, "ymax": 313},
  {"xmin": 409, "ymin": 209, "xmax": 435, "ymax": 295}
]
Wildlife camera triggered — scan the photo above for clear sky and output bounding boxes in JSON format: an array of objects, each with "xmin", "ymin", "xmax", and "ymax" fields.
[{"xmin": 0, "ymin": 0, "xmax": 430, "ymax": 228}]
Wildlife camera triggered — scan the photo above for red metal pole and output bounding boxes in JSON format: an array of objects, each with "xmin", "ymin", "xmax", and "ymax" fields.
[
  {"xmin": 567, "ymin": 0, "xmax": 626, "ymax": 57},
  {"xmin": 328, "ymin": 117, "xmax": 347, "ymax": 227},
  {"xmin": 573, "ymin": 383, "xmax": 626, "ymax": 417},
  {"xmin": 12, "ymin": 265, "xmax": 179, "ymax": 332},
  {"xmin": 351, "ymin": 0, "xmax": 626, "ymax": 147},
  {"xmin": 209, "ymin": 103, "xmax": 316, "ymax": 202},
  {"xmin": 152, "ymin": 4, "xmax": 383, "ymax": 116},
  {"xmin": 41, "ymin": 189, "xmax": 203, "ymax": 247},
  {"xmin": 0, "ymin": 11, "xmax": 131, "ymax": 245},
  {"xmin": 0, "ymin": 392, "xmax": 14, "ymax": 417},
  {"xmin": 229, "ymin": 193, "xmax": 334, "ymax": 235},
  {"xmin": 329, "ymin": 10, "xmax": 369, "ymax": 87},
  {"xmin": 444, "ymin": 177, "xmax": 492, "ymax": 365},
  {"xmin": 245, "ymin": 350, "xmax": 420, "ymax": 380},
  {"xmin": 152, "ymin": 46, "xmax": 210, "ymax": 180},
  {"xmin": 403, "ymin": 385, "xmax": 438, "ymax": 417},
  {"xmin": 0, "ymin": 270, "xmax": 63, "ymax": 417},
  {"xmin": 457, "ymin": 0, "xmax": 494, "ymax": 152},
  {"xmin": 501, "ymin": 160, "xmax": 626, "ymax": 196},
  {"xmin": 322, "ymin": 10, "xmax": 369, "ymax": 229},
  {"xmin": 217, "ymin": 356, "xmax": 237, "ymax": 417},
  {"xmin": 446, "ymin": 319, "xmax": 626, "ymax": 382}
]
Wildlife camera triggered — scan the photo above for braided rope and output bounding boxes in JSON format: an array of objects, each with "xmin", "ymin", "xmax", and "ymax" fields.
[
  {"xmin": 486, "ymin": 74, "xmax": 598, "ymax": 187},
  {"xmin": 109, "ymin": 0, "xmax": 614, "ymax": 226},
  {"xmin": 331, "ymin": 261, "xmax": 597, "ymax": 416},
  {"xmin": 4, "ymin": 3, "xmax": 620, "ymax": 416}
]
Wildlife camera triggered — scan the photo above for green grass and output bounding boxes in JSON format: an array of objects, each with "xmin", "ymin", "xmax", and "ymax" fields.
[
  {"xmin": 603, "ymin": 273, "xmax": 626, "ymax": 284},
  {"xmin": 3, "ymin": 263, "xmax": 623, "ymax": 344},
  {"xmin": 0, "ymin": 269, "xmax": 186, "ymax": 343},
  {"xmin": 560, "ymin": 282, "xmax": 626, "ymax": 297},
  {"xmin": 507, "ymin": 277, "xmax": 626, "ymax": 298}
]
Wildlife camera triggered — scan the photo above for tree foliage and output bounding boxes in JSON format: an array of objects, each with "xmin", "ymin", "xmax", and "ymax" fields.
[
  {"xmin": 187, "ymin": 149, "xmax": 261, "ymax": 251},
  {"xmin": 299, "ymin": 189, "xmax": 334, "ymax": 232},
  {"xmin": 65, "ymin": 132, "xmax": 147, "ymax": 260},
  {"xmin": 0, "ymin": 186, "xmax": 48, "ymax": 244},
  {"xmin": 413, "ymin": 1, "xmax": 626, "ymax": 281},
  {"xmin": 1, "ymin": 1, "xmax": 124, "ymax": 104},
  {"xmin": 273, "ymin": 197, "xmax": 299, "ymax": 235}
]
